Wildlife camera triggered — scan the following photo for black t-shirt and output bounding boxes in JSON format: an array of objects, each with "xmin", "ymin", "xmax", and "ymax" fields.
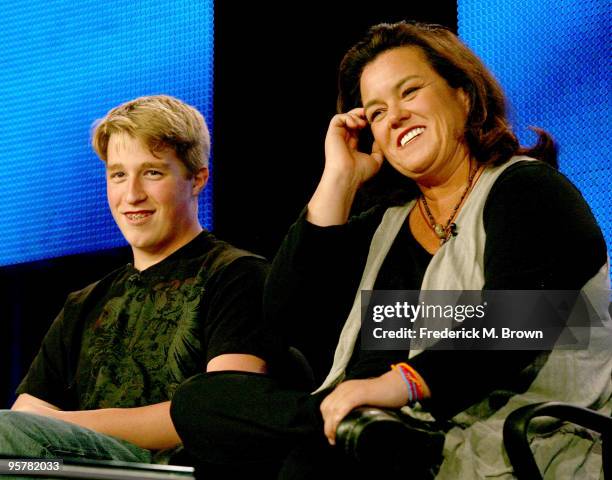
[
  {"xmin": 264, "ymin": 161, "xmax": 607, "ymax": 418},
  {"xmin": 17, "ymin": 231, "xmax": 276, "ymax": 410}
]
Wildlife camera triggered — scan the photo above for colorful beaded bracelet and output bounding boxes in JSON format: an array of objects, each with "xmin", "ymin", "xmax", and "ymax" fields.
[{"xmin": 391, "ymin": 362, "xmax": 424, "ymax": 404}]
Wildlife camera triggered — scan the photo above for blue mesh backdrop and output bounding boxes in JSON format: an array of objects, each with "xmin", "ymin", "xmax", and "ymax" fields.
[
  {"xmin": 0, "ymin": 0, "xmax": 214, "ymax": 266},
  {"xmin": 458, "ymin": 1, "xmax": 611, "ymax": 280}
]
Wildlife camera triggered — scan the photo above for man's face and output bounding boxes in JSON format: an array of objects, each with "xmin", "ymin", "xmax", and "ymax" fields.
[{"xmin": 106, "ymin": 132, "xmax": 207, "ymax": 268}]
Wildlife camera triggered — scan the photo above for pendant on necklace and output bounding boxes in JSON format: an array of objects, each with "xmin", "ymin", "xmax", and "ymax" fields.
[{"xmin": 433, "ymin": 224, "xmax": 446, "ymax": 239}]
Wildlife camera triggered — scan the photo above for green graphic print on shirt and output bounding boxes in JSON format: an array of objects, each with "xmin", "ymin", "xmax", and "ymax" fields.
[{"xmin": 78, "ymin": 274, "xmax": 205, "ymax": 409}]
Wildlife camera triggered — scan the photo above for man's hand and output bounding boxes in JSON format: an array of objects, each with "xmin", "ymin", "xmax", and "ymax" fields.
[
  {"xmin": 12, "ymin": 402, "xmax": 60, "ymax": 419},
  {"xmin": 12, "ymin": 393, "xmax": 61, "ymax": 412},
  {"xmin": 319, "ymin": 370, "xmax": 411, "ymax": 445}
]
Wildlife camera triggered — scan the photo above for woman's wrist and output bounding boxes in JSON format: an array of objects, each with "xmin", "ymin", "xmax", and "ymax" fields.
[
  {"xmin": 307, "ymin": 169, "xmax": 360, "ymax": 226},
  {"xmin": 391, "ymin": 362, "xmax": 431, "ymax": 405}
]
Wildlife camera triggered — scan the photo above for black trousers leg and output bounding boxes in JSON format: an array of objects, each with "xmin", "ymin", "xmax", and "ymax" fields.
[
  {"xmin": 170, "ymin": 372, "xmax": 328, "ymax": 471},
  {"xmin": 171, "ymin": 371, "xmax": 403, "ymax": 479}
]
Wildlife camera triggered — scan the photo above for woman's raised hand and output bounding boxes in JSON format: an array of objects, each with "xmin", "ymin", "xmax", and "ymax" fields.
[
  {"xmin": 324, "ymin": 107, "xmax": 384, "ymax": 185},
  {"xmin": 307, "ymin": 109, "xmax": 384, "ymax": 226}
]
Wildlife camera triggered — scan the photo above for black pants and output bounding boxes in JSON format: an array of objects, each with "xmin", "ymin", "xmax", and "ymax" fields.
[{"xmin": 170, "ymin": 371, "xmax": 386, "ymax": 479}]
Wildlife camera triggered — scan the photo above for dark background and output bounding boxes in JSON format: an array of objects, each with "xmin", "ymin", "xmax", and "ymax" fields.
[
  {"xmin": 0, "ymin": 1, "xmax": 457, "ymax": 408},
  {"xmin": 213, "ymin": 2, "xmax": 457, "ymax": 258}
]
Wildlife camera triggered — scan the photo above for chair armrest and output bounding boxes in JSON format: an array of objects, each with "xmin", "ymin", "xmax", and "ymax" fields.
[
  {"xmin": 503, "ymin": 401, "xmax": 612, "ymax": 480},
  {"xmin": 336, "ymin": 407, "xmax": 444, "ymax": 476}
]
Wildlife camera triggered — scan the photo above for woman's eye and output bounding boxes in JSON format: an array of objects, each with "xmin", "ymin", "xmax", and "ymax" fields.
[
  {"xmin": 145, "ymin": 170, "xmax": 163, "ymax": 177},
  {"xmin": 369, "ymin": 109, "xmax": 383, "ymax": 122},
  {"xmin": 109, "ymin": 172, "xmax": 125, "ymax": 180},
  {"xmin": 402, "ymin": 87, "xmax": 418, "ymax": 98}
]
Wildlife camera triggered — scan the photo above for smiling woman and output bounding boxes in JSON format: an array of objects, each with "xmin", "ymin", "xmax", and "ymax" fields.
[{"xmin": 168, "ymin": 21, "xmax": 611, "ymax": 479}]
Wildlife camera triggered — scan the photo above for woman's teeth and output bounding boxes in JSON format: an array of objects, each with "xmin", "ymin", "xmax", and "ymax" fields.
[{"xmin": 400, "ymin": 127, "xmax": 425, "ymax": 147}]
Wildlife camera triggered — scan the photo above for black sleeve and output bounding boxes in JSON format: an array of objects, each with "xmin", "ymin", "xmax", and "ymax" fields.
[
  {"xmin": 15, "ymin": 295, "xmax": 81, "ymax": 409},
  {"xmin": 410, "ymin": 161, "xmax": 607, "ymax": 419},
  {"xmin": 482, "ymin": 161, "xmax": 606, "ymax": 290},
  {"xmin": 202, "ymin": 256, "xmax": 278, "ymax": 365},
  {"xmin": 264, "ymin": 207, "xmax": 385, "ymax": 383}
]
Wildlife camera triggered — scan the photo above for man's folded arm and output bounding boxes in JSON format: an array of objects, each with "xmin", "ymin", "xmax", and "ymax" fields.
[
  {"xmin": 12, "ymin": 393, "xmax": 179, "ymax": 450},
  {"xmin": 11, "ymin": 351, "xmax": 266, "ymax": 451}
]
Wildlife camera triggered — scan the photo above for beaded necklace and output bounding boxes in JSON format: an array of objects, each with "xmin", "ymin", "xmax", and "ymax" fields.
[{"xmin": 419, "ymin": 163, "xmax": 480, "ymax": 245}]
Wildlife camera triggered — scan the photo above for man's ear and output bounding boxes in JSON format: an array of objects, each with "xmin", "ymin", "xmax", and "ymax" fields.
[{"xmin": 192, "ymin": 167, "xmax": 209, "ymax": 196}]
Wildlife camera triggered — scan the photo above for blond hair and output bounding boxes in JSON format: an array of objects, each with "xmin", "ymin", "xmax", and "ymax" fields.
[{"xmin": 92, "ymin": 95, "xmax": 210, "ymax": 174}]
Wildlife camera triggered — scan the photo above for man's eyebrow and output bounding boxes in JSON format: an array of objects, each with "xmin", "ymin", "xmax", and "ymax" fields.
[
  {"xmin": 363, "ymin": 75, "xmax": 421, "ymax": 110},
  {"xmin": 140, "ymin": 161, "xmax": 170, "ymax": 169},
  {"xmin": 106, "ymin": 163, "xmax": 123, "ymax": 172},
  {"xmin": 106, "ymin": 161, "xmax": 170, "ymax": 172}
]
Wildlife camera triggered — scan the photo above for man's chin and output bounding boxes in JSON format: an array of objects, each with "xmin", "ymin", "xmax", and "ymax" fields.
[{"xmin": 123, "ymin": 234, "xmax": 155, "ymax": 250}]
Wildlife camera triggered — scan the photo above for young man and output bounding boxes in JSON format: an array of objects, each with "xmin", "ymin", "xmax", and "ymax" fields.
[{"xmin": 1, "ymin": 95, "xmax": 273, "ymax": 462}]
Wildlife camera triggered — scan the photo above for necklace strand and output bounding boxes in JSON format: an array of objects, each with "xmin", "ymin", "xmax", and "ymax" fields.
[{"xmin": 420, "ymin": 164, "xmax": 479, "ymax": 245}]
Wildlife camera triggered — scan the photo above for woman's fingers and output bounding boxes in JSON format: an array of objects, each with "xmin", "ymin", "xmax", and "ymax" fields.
[
  {"xmin": 323, "ymin": 108, "xmax": 382, "ymax": 186},
  {"xmin": 371, "ymin": 140, "xmax": 384, "ymax": 167},
  {"xmin": 320, "ymin": 380, "xmax": 368, "ymax": 445},
  {"xmin": 321, "ymin": 397, "xmax": 352, "ymax": 445},
  {"xmin": 330, "ymin": 109, "xmax": 367, "ymax": 134}
]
